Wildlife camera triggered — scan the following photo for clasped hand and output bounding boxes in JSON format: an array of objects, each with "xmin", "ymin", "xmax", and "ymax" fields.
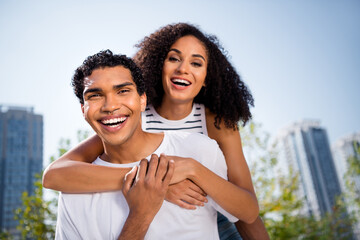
[{"xmin": 122, "ymin": 154, "xmax": 174, "ymax": 220}]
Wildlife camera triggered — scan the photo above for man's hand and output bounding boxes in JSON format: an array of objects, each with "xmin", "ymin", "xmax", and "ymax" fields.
[{"xmin": 118, "ymin": 154, "xmax": 174, "ymax": 240}]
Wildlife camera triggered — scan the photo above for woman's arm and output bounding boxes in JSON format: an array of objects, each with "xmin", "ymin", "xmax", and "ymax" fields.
[
  {"xmin": 169, "ymin": 155, "xmax": 259, "ymax": 224},
  {"xmin": 205, "ymin": 109, "xmax": 256, "ymax": 197},
  {"xmin": 206, "ymin": 110, "xmax": 270, "ymax": 239},
  {"xmin": 42, "ymin": 134, "xmax": 130, "ymax": 193}
]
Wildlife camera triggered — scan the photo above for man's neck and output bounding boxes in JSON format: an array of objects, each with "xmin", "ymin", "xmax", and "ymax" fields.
[{"xmin": 100, "ymin": 130, "xmax": 164, "ymax": 164}]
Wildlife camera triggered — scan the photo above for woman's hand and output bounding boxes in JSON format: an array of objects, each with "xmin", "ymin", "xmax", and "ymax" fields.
[
  {"xmin": 165, "ymin": 155, "xmax": 197, "ymax": 184},
  {"xmin": 165, "ymin": 179, "xmax": 208, "ymax": 210}
]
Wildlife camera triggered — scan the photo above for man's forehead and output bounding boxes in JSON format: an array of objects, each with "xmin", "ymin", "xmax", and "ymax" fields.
[
  {"xmin": 83, "ymin": 76, "xmax": 97, "ymax": 89},
  {"xmin": 83, "ymin": 66, "xmax": 135, "ymax": 88}
]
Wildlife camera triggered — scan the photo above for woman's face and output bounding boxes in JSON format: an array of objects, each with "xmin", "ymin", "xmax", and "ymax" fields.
[{"xmin": 162, "ymin": 35, "xmax": 208, "ymax": 105}]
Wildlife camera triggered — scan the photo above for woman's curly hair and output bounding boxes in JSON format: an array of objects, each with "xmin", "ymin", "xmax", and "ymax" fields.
[
  {"xmin": 72, "ymin": 50, "xmax": 146, "ymax": 104},
  {"xmin": 133, "ymin": 23, "xmax": 254, "ymax": 129}
]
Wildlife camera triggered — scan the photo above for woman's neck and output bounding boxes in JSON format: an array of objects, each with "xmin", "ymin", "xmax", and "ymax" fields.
[{"xmin": 156, "ymin": 98, "xmax": 193, "ymax": 120}]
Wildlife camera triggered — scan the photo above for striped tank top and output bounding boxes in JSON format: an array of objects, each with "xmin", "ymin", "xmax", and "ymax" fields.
[{"xmin": 141, "ymin": 103, "xmax": 208, "ymax": 136}]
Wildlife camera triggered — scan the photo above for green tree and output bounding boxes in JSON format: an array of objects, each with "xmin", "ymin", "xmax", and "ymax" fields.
[
  {"xmin": 13, "ymin": 130, "xmax": 90, "ymax": 239},
  {"xmin": 240, "ymin": 122, "xmax": 305, "ymax": 239},
  {"xmin": 240, "ymin": 122, "xmax": 354, "ymax": 239},
  {"xmin": 0, "ymin": 230, "xmax": 12, "ymax": 240},
  {"xmin": 344, "ymin": 141, "xmax": 360, "ymax": 210},
  {"xmin": 14, "ymin": 176, "xmax": 57, "ymax": 240},
  {"xmin": 341, "ymin": 141, "xmax": 360, "ymax": 238}
]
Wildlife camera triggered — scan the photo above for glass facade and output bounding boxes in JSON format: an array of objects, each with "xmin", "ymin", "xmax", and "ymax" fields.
[
  {"xmin": 276, "ymin": 121, "xmax": 342, "ymax": 218},
  {"xmin": 332, "ymin": 132, "xmax": 360, "ymax": 195},
  {"xmin": 0, "ymin": 105, "xmax": 43, "ymax": 233},
  {"xmin": 332, "ymin": 133, "xmax": 360, "ymax": 237}
]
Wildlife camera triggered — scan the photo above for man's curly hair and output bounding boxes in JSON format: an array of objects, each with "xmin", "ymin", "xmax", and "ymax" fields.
[
  {"xmin": 72, "ymin": 50, "xmax": 146, "ymax": 104},
  {"xmin": 133, "ymin": 23, "xmax": 254, "ymax": 129}
]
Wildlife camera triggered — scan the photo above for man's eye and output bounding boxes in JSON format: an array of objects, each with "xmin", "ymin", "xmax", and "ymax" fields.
[
  {"xmin": 88, "ymin": 93, "xmax": 101, "ymax": 99},
  {"xmin": 118, "ymin": 89, "xmax": 130, "ymax": 94}
]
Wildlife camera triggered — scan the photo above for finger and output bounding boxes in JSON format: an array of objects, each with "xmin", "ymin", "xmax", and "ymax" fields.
[
  {"xmin": 162, "ymin": 160, "xmax": 175, "ymax": 186},
  {"xmin": 173, "ymin": 199, "xmax": 197, "ymax": 210},
  {"xmin": 184, "ymin": 191, "xmax": 208, "ymax": 205},
  {"xmin": 136, "ymin": 159, "xmax": 148, "ymax": 182},
  {"xmin": 122, "ymin": 166, "xmax": 137, "ymax": 195},
  {"xmin": 147, "ymin": 154, "xmax": 159, "ymax": 178},
  {"xmin": 188, "ymin": 181, "xmax": 207, "ymax": 196},
  {"xmin": 156, "ymin": 154, "xmax": 169, "ymax": 181}
]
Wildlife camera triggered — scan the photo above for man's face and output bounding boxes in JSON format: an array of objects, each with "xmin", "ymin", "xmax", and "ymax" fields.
[{"xmin": 81, "ymin": 66, "xmax": 146, "ymax": 146}]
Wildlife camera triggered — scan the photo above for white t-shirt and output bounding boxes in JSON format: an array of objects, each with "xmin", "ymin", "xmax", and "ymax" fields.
[{"xmin": 55, "ymin": 131, "xmax": 237, "ymax": 240}]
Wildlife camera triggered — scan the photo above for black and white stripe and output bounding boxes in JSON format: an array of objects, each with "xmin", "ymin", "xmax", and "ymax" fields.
[{"xmin": 141, "ymin": 103, "xmax": 207, "ymax": 135}]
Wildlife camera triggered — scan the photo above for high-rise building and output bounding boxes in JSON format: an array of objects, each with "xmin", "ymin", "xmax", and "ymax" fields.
[
  {"xmin": 275, "ymin": 120, "xmax": 342, "ymax": 219},
  {"xmin": 332, "ymin": 132, "xmax": 360, "ymax": 195},
  {"xmin": 0, "ymin": 105, "xmax": 43, "ymax": 234},
  {"xmin": 332, "ymin": 132, "xmax": 360, "ymax": 239}
]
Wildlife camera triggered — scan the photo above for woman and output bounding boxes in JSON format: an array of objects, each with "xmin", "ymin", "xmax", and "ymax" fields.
[{"xmin": 43, "ymin": 23, "xmax": 268, "ymax": 239}]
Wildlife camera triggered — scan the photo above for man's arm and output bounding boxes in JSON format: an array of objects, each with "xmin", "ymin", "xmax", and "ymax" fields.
[{"xmin": 118, "ymin": 154, "xmax": 174, "ymax": 240}]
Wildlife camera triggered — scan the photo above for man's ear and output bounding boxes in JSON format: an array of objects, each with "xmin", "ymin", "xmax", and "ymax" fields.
[
  {"xmin": 140, "ymin": 93, "xmax": 147, "ymax": 112},
  {"xmin": 81, "ymin": 104, "xmax": 85, "ymax": 116}
]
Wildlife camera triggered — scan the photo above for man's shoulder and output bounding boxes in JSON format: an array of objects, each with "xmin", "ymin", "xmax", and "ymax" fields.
[{"xmin": 165, "ymin": 131, "xmax": 218, "ymax": 148}]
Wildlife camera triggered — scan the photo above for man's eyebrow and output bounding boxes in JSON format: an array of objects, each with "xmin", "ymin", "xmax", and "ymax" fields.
[
  {"xmin": 84, "ymin": 82, "xmax": 135, "ymax": 95},
  {"xmin": 84, "ymin": 88, "xmax": 102, "ymax": 95},
  {"xmin": 169, "ymin": 48, "xmax": 206, "ymax": 61},
  {"xmin": 113, "ymin": 82, "xmax": 134, "ymax": 90}
]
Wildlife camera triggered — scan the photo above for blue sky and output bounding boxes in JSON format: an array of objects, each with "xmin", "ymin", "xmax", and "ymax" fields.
[{"xmin": 0, "ymin": 0, "xmax": 359, "ymax": 165}]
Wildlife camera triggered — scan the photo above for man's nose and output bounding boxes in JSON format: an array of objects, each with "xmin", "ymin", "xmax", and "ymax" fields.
[{"xmin": 101, "ymin": 95, "xmax": 120, "ymax": 114}]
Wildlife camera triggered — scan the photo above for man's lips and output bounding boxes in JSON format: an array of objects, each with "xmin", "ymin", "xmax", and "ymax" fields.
[{"xmin": 98, "ymin": 116, "xmax": 128, "ymax": 128}]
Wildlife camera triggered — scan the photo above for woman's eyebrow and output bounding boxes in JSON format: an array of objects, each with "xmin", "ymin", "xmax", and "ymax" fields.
[
  {"xmin": 169, "ymin": 48, "xmax": 206, "ymax": 61},
  {"xmin": 192, "ymin": 54, "xmax": 206, "ymax": 61},
  {"xmin": 169, "ymin": 48, "xmax": 181, "ymax": 54}
]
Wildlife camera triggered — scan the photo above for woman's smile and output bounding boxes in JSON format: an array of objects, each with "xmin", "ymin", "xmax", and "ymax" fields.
[{"xmin": 162, "ymin": 35, "xmax": 208, "ymax": 105}]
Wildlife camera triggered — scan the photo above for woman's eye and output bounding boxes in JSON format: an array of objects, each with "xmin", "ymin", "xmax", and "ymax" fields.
[
  {"xmin": 192, "ymin": 62, "xmax": 202, "ymax": 67},
  {"xmin": 168, "ymin": 56, "xmax": 180, "ymax": 62}
]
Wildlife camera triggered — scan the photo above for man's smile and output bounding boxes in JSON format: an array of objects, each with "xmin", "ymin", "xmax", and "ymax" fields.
[{"xmin": 98, "ymin": 115, "xmax": 128, "ymax": 130}]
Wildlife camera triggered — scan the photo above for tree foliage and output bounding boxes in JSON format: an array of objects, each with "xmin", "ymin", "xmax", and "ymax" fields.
[
  {"xmin": 342, "ymin": 141, "xmax": 360, "ymax": 238},
  {"xmin": 0, "ymin": 230, "xmax": 12, "ymax": 240},
  {"xmin": 12, "ymin": 130, "xmax": 90, "ymax": 239},
  {"xmin": 240, "ymin": 122, "xmax": 355, "ymax": 239},
  {"xmin": 14, "ymin": 176, "xmax": 57, "ymax": 240}
]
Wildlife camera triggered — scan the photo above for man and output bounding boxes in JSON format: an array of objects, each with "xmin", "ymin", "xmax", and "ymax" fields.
[{"xmin": 55, "ymin": 50, "xmax": 240, "ymax": 239}]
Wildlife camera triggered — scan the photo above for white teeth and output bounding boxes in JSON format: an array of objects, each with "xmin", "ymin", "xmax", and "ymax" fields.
[
  {"xmin": 101, "ymin": 117, "xmax": 126, "ymax": 125},
  {"xmin": 172, "ymin": 79, "xmax": 190, "ymax": 86}
]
